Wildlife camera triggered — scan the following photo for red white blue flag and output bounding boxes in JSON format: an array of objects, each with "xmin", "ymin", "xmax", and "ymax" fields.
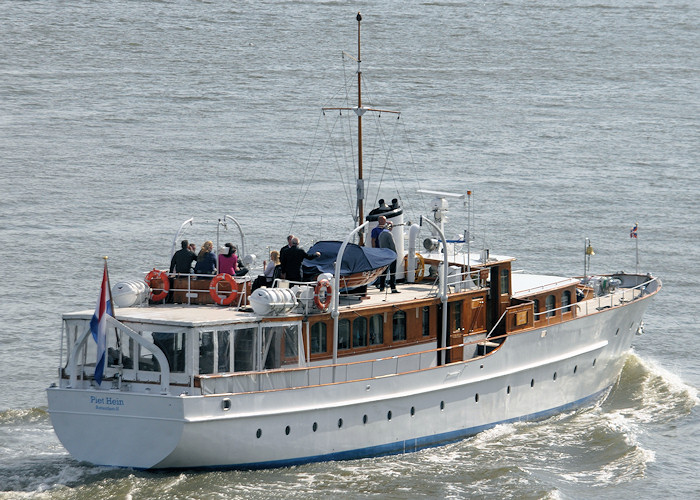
[
  {"xmin": 89, "ymin": 263, "xmax": 112, "ymax": 385},
  {"xmin": 630, "ymin": 223, "xmax": 638, "ymax": 239}
]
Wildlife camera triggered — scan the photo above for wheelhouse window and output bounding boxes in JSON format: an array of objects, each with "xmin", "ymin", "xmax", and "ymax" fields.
[
  {"xmin": 217, "ymin": 330, "xmax": 231, "ymax": 372},
  {"xmin": 422, "ymin": 306, "xmax": 430, "ymax": 337},
  {"xmin": 199, "ymin": 331, "xmax": 215, "ymax": 374},
  {"xmin": 562, "ymin": 290, "xmax": 572, "ymax": 313},
  {"xmin": 546, "ymin": 295, "xmax": 556, "ymax": 317},
  {"xmin": 148, "ymin": 331, "xmax": 185, "ymax": 373},
  {"xmin": 353, "ymin": 317, "xmax": 368, "ymax": 348},
  {"xmin": 450, "ymin": 301, "xmax": 462, "ymax": 332},
  {"xmin": 338, "ymin": 319, "xmax": 350, "ymax": 350},
  {"xmin": 392, "ymin": 311, "xmax": 407, "ymax": 341},
  {"xmin": 500, "ymin": 268, "xmax": 509, "ymax": 294},
  {"xmin": 233, "ymin": 327, "xmax": 256, "ymax": 372},
  {"xmin": 310, "ymin": 322, "xmax": 327, "ymax": 354},
  {"xmin": 369, "ymin": 314, "xmax": 383, "ymax": 345}
]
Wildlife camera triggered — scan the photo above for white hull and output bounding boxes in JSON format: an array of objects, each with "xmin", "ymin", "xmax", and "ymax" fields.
[{"xmin": 48, "ymin": 296, "xmax": 649, "ymax": 469}]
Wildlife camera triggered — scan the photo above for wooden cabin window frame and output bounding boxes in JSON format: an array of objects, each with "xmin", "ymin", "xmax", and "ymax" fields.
[
  {"xmin": 500, "ymin": 268, "xmax": 510, "ymax": 294},
  {"xmin": 369, "ymin": 314, "xmax": 384, "ymax": 345},
  {"xmin": 450, "ymin": 300, "xmax": 463, "ymax": 333},
  {"xmin": 338, "ymin": 318, "xmax": 351, "ymax": 350},
  {"xmin": 310, "ymin": 321, "xmax": 327, "ymax": 354},
  {"xmin": 353, "ymin": 316, "xmax": 368, "ymax": 348},
  {"xmin": 392, "ymin": 310, "xmax": 407, "ymax": 342},
  {"xmin": 533, "ymin": 298, "xmax": 540, "ymax": 320},
  {"xmin": 562, "ymin": 290, "xmax": 572, "ymax": 314},
  {"xmin": 545, "ymin": 294, "xmax": 556, "ymax": 318},
  {"xmin": 422, "ymin": 306, "xmax": 430, "ymax": 337}
]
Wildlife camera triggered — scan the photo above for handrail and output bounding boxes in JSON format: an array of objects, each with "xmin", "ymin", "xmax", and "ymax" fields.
[{"xmin": 68, "ymin": 316, "xmax": 171, "ymax": 394}]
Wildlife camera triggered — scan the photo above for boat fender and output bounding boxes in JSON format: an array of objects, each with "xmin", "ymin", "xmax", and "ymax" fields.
[
  {"xmin": 209, "ymin": 273, "xmax": 238, "ymax": 306},
  {"xmin": 145, "ymin": 269, "xmax": 170, "ymax": 302},
  {"xmin": 314, "ymin": 279, "xmax": 332, "ymax": 310},
  {"xmin": 403, "ymin": 253, "xmax": 425, "ymax": 282}
]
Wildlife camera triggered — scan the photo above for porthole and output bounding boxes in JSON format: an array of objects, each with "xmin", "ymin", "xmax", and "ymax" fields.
[
  {"xmin": 507, "ymin": 385, "xmax": 511, "ymax": 394},
  {"xmin": 553, "ymin": 372, "xmax": 557, "ymax": 381},
  {"xmin": 593, "ymin": 358, "xmax": 597, "ymax": 367},
  {"xmin": 387, "ymin": 411, "xmax": 392, "ymax": 421},
  {"xmin": 410, "ymin": 406, "xmax": 415, "ymax": 417},
  {"xmin": 440, "ymin": 400, "xmax": 445, "ymax": 411},
  {"xmin": 256, "ymin": 429, "xmax": 262, "ymax": 439},
  {"xmin": 475, "ymin": 393, "xmax": 479, "ymax": 403},
  {"xmin": 363, "ymin": 414, "xmax": 368, "ymax": 424},
  {"xmin": 285, "ymin": 425, "xmax": 290, "ymax": 435},
  {"xmin": 530, "ymin": 379, "xmax": 535, "ymax": 388},
  {"xmin": 338, "ymin": 418, "xmax": 343, "ymax": 428},
  {"xmin": 221, "ymin": 398, "xmax": 232, "ymax": 411},
  {"xmin": 312, "ymin": 422, "xmax": 318, "ymax": 432},
  {"xmin": 574, "ymin": 365, "xmax": 578, "ymax": 374}
]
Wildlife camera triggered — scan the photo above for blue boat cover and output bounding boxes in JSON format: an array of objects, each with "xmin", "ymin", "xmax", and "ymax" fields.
[{"xmin": 302, "ymin": 241, "xmax": 396, "ymax": 276}]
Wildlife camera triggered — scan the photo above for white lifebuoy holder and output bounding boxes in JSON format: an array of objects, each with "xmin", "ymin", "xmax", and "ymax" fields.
[{"xmin": 314, "ymin": 279, "xmax": 332, "ymax": 310}]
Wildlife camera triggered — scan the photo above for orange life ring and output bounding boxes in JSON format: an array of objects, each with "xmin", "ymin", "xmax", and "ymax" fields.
[
  {"xmin": 314, "ymin": 279, "xmax": 332, "ymax": 310},
  {"xmin": 209, "ymin": 273, "xmax": 238, "ymax": 306},
  {"xmin": 145, "ymin": 269, "xmax": 170, "ymax": 302},
  {"xmin": 403, "ymin": 253, "xmax": 425, "ymax": 282}
]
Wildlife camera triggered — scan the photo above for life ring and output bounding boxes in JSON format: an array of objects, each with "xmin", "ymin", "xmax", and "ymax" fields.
[
  {"xmin": 145, "ymin": 269, "xmax": 170, "ymax": 302},
  {"xmin": 314, "ymin": 279, "xmax": 332, "ymax": 310},
  {"xmin": 403, "ymin": 253, "xmax": 425, "ymax": 282},
  {"xmin": 209, "ymin": 273, "xmax": 238, "ymax": 306}
]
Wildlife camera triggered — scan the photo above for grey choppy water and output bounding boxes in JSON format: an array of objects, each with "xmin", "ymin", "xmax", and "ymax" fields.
[{"xmin": 1, "ymin": 0, "xmax": 698, "ymax": 498}]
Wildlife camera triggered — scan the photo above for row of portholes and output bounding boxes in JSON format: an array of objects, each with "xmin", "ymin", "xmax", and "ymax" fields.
[
  {"xmin": 485, "ymin": 358, "xmax": 598, "ymax": 400},
  {"xmin": 255, "ymin": 402, "xmax": 443, "ymax": 439},
  {"xmin": 252, "ymin": 358, "xmax": 599, "ymax": 438}
]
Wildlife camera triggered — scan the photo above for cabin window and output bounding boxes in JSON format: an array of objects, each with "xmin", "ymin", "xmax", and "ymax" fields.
[
  {"xmin": 353, "ymin": 317, "xmax": 368, "ymax": 348},
  {"xmin": 533, "ymin": 299, "xmax": 540, "ymax": 319},
  {"xmin": 500, "ymin": 268, "xmax": 509, "ymax": 294},
  {"xmin": 310, "ymin": 322, "xmax": 327, "ymax": 354},
  {"xmin": 422, "ymin": 306, "xmax": 430, "ymax": 337},
  {"xmin": 450, "ymin": 301, "xmax": 462, "ymax": 332},
  {"xmin": 217, "ymin": 330, "xmax": 231, "ymax": 372},
  {"xmin": 562, "ymin": 290, "xmax": 571, "ymax": 313},
  {"xmin": 393, "ymin": 311, "xmax": 407, "ymax": 341},
  {"xmin": 233, "ymin": 327, "xmax": 256, "ymax": 372},
  {"xmin": 199, "ymin": 331, "xmax": 215, "ymax": 374},
  {"xmin": 283, "ymin": 325, "xmax": 299, "ymax": 361},
  {"xmin": 546, "ymin": 295, "xmax": 556, "ymax": 317},
  {"xmin": 148, "ymin": 331, "xmax": 185, "ymax": 373},
  {"xmin": 369, "ymin": 314, "xmax": 384, "ymax": 345},
  {"xmin": 338, "ymin": 319, "xmax": 351, "ymax": 350}
]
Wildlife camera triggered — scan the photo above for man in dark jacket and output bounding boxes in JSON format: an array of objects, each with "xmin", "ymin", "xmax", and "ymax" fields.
[
  {"xmin": 280, "ymin": 237, "xmax": 320, "ymax": 282},
  {"xmin": 170, "ymin": 240, "xmax": 197, "ymax": 274}
]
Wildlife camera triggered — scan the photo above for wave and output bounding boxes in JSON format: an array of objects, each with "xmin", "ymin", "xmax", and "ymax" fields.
[{"xmin": 0, "ymin": 407, "xmax": 48, "ymax": 427}]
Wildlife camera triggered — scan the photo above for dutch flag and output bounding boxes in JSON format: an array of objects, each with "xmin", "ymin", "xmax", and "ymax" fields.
[{"xmin": 89, "ymin": 263, "xmax": 112, "ymax": 385}]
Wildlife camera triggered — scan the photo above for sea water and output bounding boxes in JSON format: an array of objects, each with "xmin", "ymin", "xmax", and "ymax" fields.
[{"xmin": 1, "ymin": 1, "xmax": 698, "ymax": 498}]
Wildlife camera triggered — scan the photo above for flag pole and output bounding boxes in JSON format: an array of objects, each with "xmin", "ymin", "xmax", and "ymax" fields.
[
  {"xmin": 103, "ymin": 256, "xmax": 122, "ymax": 362},
  {"xmin": 635, "ymin": 223, "xmax": 639, "ymax": 275}
]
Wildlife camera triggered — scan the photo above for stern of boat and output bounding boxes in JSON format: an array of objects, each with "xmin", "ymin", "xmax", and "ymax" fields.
[{"xmin": 46, "ymin": 387, "xmax": 185, "ymax": 469}]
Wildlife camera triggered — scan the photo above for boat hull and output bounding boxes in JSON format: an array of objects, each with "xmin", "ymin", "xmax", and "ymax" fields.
[{"xmin": 47, "ymin": 295, "xmax": 651, "ymax": 469}]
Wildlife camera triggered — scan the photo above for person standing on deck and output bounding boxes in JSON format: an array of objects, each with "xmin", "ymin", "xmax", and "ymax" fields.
[
  {"xmin": 170, "ymin": 240, "xmax": 197, "ymax": 274},
  {"xmin": 281, "ymin": 237, "xmax": 320, "ymax": 282},
  {"xmin": 378, "ymin": 223, "xmax": 399, "ymax": 293},
  {"xmin": 370, "ymin": 216, "xmax": 387, "ymax": 248}
]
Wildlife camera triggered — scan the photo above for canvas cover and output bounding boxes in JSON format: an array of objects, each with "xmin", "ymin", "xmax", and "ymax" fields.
[{"xmin": 302, "ymin": 241, "xmax": 396, "ymax": 276}]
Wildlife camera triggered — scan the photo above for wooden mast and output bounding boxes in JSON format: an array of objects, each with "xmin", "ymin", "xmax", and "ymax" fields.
[
  {"xmin": 356, "ymin": 12, "xmax": 364, "ymax": 245},
  {"xmin": 322, "ymin": 13, "xmax": 400, "ymax": 244}
]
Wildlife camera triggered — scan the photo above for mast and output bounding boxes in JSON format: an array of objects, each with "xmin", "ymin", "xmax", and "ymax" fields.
[
  {"xmin": 356, "ymin": 12, "xmax": 364, "ymax": 245},
  {"xmin": 322, "ymin": 13, "xmax": 400, "ymax": 244}
]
